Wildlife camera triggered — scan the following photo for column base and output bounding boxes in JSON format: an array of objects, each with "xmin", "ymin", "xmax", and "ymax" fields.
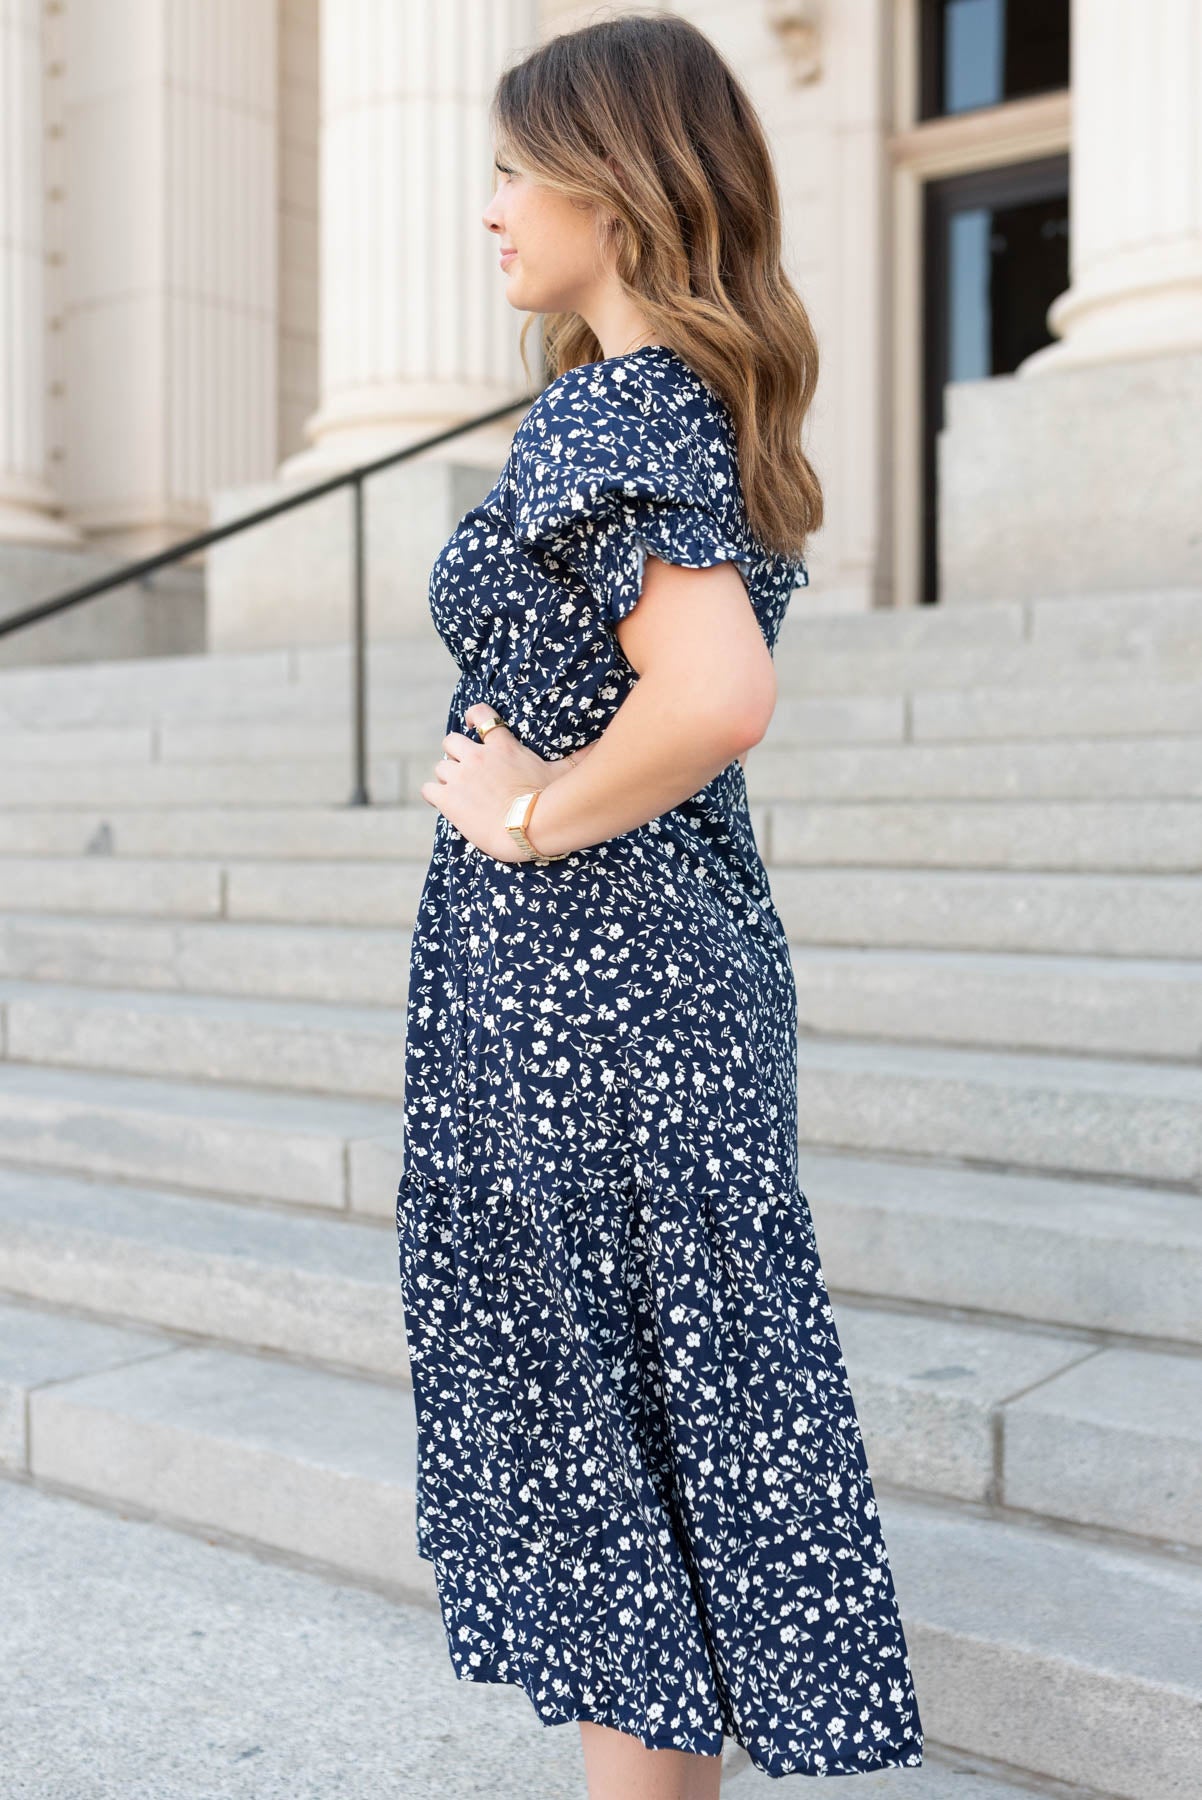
[{"xmin": 0, "ymin": 473, "xmax": 82, "ymax": 548}]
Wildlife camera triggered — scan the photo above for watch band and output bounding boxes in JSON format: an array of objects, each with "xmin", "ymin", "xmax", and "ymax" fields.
[{"xmin": 504, "ymin": 788, "xmax": 570, "ymax": 864}]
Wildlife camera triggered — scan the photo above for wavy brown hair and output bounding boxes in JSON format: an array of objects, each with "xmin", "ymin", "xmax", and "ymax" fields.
[{"xmin": 490, "ymin": 10, "xmax": 822, "ymax": 560}]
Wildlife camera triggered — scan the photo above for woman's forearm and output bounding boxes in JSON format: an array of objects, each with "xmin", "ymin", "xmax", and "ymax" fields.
[{"xmin": 524, "ymin": 671, "xmax": 757, "ymax": 857}]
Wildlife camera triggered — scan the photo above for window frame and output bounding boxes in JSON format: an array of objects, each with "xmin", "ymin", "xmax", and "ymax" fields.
[
  {"xmin": 887, "ymin": 0, "xmax": 1072, "ymax": 607},
  {"xmin": 921, "ymin": 153, "xmax": 1070, "ymax": 604},
  {"xmin": 919, "ymin": 0, "xmax": 1071, "ymax": 123}
]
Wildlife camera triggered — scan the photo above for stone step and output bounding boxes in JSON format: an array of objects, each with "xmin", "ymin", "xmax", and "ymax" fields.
[
  {"xmin": 2, "ymin": 592, "xmax": 1200, "ymax": 725},
  {"xmin": 2, "ymin": 998, "xmax": 1200, "ymax": 1192},
  {"xmin": 769, "ymin": 866, "xmax": 1202, "ymax": 958},
  {"xmin": 994, "ymin": 584, "xmax": 1202, "ymax": 661},
  {"xmin": 7, "ymin": 667, "xmax": 1202, "ymax": 758},
  {"xmin": 5, "ymin": 730, "xmax": 1202, "ymax": 812},
  {"xmin": 5, "ymin": 1298, "xmax": 1199, "ymax": 1798},
  {"xmin": 773, "ymin": 673, "xmax": 1202, "ymax": 748},
  {"xmin": 0, "ymin": 584, "xmax": 1190, "ymax": 691},
  {"xmin": 7, "ymin": 1065, "xmax": 1194, "ymax": 1353},
  {"xmin": 767, "ymin": 795, "xmax": 1202, "ymax": 871},
  {"xmin": 779, "ymin": 583, "xmax": 1202, "ymax": 663},
  {"xmin": 0, "ymin": 878, "xmax": 1194, "ymax": 1036},
  {"xmin": 4, "ymin": 1179, "xmax": 1198, "ymax": 1547},
  {"xmin": 0, "ymin": 1168, "xmax": 1148, "ymax": 1505},
  {"xmin": 840, "ymin": 1309, "xmax": 1202, "ymax": 1546},
  {"xmin": 791, "ymin": 945, "xmax": 1202, "ymax": 1060},
  {"xmin": 2, "ymin": 1121, "xmax": 1197, "ymax": 1372},
  {"xmin": 750, "ymin": 733, "xmax": 1202, "ymax": 800},
  {"xmin": 997, "ymin": 1343, "xmax": 1202, "ymax": 1549},
  {"xmin": 1, "ymin": 793, "xmax": 1200, "ymax": 870},
  {"xmin": 0, "ymin": 641, "xmax": 456, "ymax": 730},
  {"xmin": 879, "ymin": 1490, "xmax": 1202, "ymax": 1800},
  {"xmin": 0, "ymin": 721, "xmax": 155, "ymax": 764},
  {"xmin": 908, "ymin": 672, "xmax": 1202, "ymax": 742},
  {"xmin": 0, "ymin": 711, "xmax": 438, "ymax": 769},
  {"xmin": 0, "ymin": 911, "xmax": 413, "ymax": 1002},
  {"xmin": 1, "ymin": 978, "xmax": 408, "ymax": 1099},
  {"xmin": 3, "ymin": 939, "xmax": 1199, "ymax": 1096},
  {"xmin": 0, "ymin": 1062, "xmax": 401, "ymax": 1218},
  {"xmin": 802, "ymin": 1145, "xmax": 1202, "ymax": 1348},
  {"xmin": 0, "ymin": 846, "xmax": 839, "ymax": 941},
  {"xmin": 1, "ymin": 662, "xmax": 1199, "ymax": 765},
  {"xmin": 793, "ymin": 1036, "xmax": 1202, "ymax": 1188},
  {"xmin": 0, "ymin": 857, "xmax": 229, "ymax": 917},
  {"xmin": 0, "ymin": 645, "xmax": 298, "ymax": 726},
  {"xmin": 0, "ymin": 803, "xmax": 430, "ymax": 861},
  {"xmin": 0, "ymin": 756, "xmax": 409, "ymax": 809},
  {"xmin": 7, "ymin": 1308, "xmax": 429, "ymax": 1599},
  {"xmin": 774, "ymin": 639, "xmax": 1202, "ymax": 698},
  {"xmin": 7, "ymin": 856, "xmax": 1202, "ymax": 1000},
  {"xmin": 0, "ymin": 1167, "xmax": 407, "ymax": 1380},
  {"xmin": 6, "ymin": 861, "xmax": 1201, "ymax": 960}
]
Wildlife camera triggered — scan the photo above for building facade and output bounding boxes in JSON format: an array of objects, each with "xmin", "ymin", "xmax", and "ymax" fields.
[{"xmin": 0, "ymin": 0, "xmax": 1199, "ymax": 661}]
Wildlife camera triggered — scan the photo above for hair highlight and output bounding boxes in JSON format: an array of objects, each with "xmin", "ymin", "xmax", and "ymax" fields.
[{"xmin": 491, "ymin": 11, "xmax": 823, "ymax": 559}]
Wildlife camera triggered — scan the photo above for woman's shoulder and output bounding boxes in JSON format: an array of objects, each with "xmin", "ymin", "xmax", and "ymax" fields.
[
  {"xmin": 510, "ymin": 348, "xmax": 738, "ymax": 510},
  {"xmin": 516, "ymin": 346, "xmax": 729, "ymax": 454},
  {"xmin": 499, "ymin": 353, "xmax": 807, "ymax": 607},
  {"xmin": 502, "ymin": 352, "xmax": 744, "ymax": 557}
]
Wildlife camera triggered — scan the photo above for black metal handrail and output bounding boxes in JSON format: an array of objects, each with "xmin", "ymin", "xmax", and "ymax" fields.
[{"xmin": 0, "ymin": 391, "xmax": 541, "ymax": 804}]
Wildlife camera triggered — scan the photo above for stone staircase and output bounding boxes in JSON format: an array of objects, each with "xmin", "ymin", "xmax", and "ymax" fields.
[{"xmin": 1, "ymin": 587, "xmax": 1200, "ymax": 1799}]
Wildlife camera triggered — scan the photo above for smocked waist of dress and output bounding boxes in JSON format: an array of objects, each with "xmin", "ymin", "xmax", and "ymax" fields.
[
  {"xmin": 430, "ymin": 672, "xmax": 775, "ymax": 899},
  {"xmin": 442, "ymin": 665, "xmax": 637, "ymax": 764},
  {"xmin": 428, "ymin": 778, "xmax": 780, "ymax": 948}
]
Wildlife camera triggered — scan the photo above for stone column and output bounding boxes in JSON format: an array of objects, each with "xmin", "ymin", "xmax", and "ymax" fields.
[
  {"xmin": 283, "ymin": 0, "xmax": 539, "ymax": 477},
  {"xmin": 0, "ymin": 0, "xmax": 76, "ymax": 544},
  {"xmin": 59, "ymin": 0, "xmax": 278, "ymax": 552},
  {"xmin": 1022, "ymin": 0, "xmax": 1202, "ymax": 375}
]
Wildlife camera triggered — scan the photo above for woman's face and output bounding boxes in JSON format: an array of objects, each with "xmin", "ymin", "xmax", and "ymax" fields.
[{"xmin": 482, "ymin": 150, "xmax": 609, "ymax": 316}]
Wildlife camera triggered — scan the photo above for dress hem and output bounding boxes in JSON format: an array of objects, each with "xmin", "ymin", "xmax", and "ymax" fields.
[
  {"xmin": 443, "ymin": 1657, "xmax": 925, "ymax": 1782},
  {"xmin": 420, "ymin": 1532, "xmax": 924, "ymax": 1785}
]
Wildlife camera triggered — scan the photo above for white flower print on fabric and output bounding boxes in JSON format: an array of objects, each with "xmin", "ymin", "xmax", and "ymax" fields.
[{"xmin": 396, "ymin": 343, "xmax": 924, "ymax": 1779}]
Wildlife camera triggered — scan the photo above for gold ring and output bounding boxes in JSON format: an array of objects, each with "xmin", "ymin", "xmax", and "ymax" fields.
[{"xmin": 476, "ymin": 714, "xmax": 506, "ymax": 740}]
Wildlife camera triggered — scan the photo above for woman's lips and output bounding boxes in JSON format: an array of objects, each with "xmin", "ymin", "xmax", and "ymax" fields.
[{"xmin": 500, "ymin": 249, "xmax": 517, "ymax": 267}]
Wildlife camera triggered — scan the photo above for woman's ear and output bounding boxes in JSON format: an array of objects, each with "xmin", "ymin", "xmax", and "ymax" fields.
[{"xmin": 601, "ymin": 151, "xmax": 628, "ymax": 200}]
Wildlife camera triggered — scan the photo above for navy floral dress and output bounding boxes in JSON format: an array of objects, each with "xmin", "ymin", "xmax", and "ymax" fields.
[{"xmin": 395, "ymin": 343, "xmax": 925, "ymax": 1779}]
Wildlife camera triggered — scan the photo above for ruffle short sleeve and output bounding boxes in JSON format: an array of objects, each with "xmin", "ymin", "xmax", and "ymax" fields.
[{"xmin": 506, "ymin": 360, "xmax": 757, "ymax": 626}]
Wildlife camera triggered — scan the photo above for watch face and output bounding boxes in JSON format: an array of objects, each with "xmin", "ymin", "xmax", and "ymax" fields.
[{"xmin": 506, "ymin": 790, "xmax": 533, "ymax": 829}]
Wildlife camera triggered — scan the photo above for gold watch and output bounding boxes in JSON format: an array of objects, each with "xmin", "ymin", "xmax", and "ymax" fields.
[{"xmin": 504, "ymin": 789, "xmax": 569, "ymax": 864}]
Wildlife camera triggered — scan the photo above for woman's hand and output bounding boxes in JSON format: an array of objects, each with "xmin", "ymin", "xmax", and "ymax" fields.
[{"xmin": 420, "ymin": 703, "xmax": 599, "ymax": 861}]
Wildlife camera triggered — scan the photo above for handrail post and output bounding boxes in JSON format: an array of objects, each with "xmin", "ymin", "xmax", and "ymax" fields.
[{"xmin": 349, "ymin": 473, "xmax": 369, "ymax": 805}]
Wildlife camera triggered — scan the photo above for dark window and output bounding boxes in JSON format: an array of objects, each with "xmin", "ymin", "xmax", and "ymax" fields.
[
  {"xmin": 920, "ymin": 0, "xmax": 1069, "ymax": 119},
  {"xmin": 921, "ymin": 156, "xmax": 1069, "ymax": 603}
]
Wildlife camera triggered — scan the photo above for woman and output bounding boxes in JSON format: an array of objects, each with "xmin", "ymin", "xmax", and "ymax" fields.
[{"xmin": 396, "ymin": 15, "xmax": 925, "ymax": 1796}]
